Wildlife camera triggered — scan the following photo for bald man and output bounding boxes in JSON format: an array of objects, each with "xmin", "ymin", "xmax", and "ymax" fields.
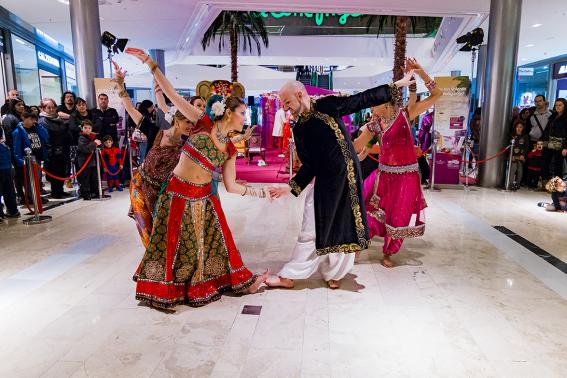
[
  {"xmin": 267, "ymin": 74, "xmax": 413, "ymax": 288},
  {"xmin": 1, "ymin": 89, "xmax": 20, "ymax": 116}
]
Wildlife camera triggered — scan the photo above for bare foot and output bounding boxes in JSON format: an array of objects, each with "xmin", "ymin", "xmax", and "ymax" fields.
[
  {"xmin": 265, "ymin": 276, "xmax": 295, "ymax": 289},
  {"xmin": 327, "ymin": 280, "xmax": 341, "ymax": 289},
  {"xmin": 246, "ymin": 269, "xmax": 270, "ymax": 294},
  {"xmin": 381, "ymin": 255, "xmax": 395, "ymax": 268}
]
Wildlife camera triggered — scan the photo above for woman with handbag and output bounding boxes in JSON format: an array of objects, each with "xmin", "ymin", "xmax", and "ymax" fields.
[{"xmin": 543, "ymin": 98, "xmax": 567, "ymax": 180}]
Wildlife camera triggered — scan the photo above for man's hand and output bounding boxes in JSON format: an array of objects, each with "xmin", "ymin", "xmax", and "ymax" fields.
[
  {"xmin": 94, "ymin": 139, "xmax": 102, "ymax": 146},
  {"xmin": 267, "ymin": 185, "xmax": 292, "ymax": 198}
]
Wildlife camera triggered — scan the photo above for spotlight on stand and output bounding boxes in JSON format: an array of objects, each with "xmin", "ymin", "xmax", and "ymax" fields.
[
  {"xmin": 101, "ymin": 31, "xmax": 128, "ymax": 54},
  {"xmin": 101, "ymin": 31, "xmax": 128, "ymax": 78},
  {"xmin": 456, "ymin": 28, "xmax": 484, "ymax": 52}
]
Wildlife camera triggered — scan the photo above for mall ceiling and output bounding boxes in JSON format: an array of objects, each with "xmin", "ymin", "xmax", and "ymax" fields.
[{"xmin": 1, "ymin": 0, "xmax": 565, "ymax": 78}]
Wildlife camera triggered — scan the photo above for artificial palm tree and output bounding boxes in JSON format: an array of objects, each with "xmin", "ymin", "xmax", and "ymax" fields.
[
  {"xmin": 367, "ymin": 16, "xmax": 440, "ymax": 82},
  {"xmin": 201, "ymin": 11, "xmax": 269, "ymax": 83}
]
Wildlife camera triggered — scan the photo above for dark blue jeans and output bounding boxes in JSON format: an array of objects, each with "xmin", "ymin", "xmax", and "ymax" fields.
[{"xmin": 0, "ymin": 168, "xmax": 19, "ymax": 216}]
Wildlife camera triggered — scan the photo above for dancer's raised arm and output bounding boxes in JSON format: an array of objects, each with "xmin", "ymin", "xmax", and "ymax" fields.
[
  {"xmin": 112, "ymin": 61, "xmax": 143, "ymax": 126},
  {"xmin": 125, "ymin": 47, "xmax": 202, "ymax": 123},
  {"xmin": 153, "ymin": 83, "xmax": 170, "ymax": 113},
  {"xmin": 405, "ymin": 58, "xmax": 442, "ymax": 120}
]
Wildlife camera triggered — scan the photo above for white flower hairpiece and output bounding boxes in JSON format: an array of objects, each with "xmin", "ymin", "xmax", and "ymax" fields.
[
  {"xmin": 211, "ymin": 99, "xmax": 226, "ymax": 117},
  {"xmin": 164, "ymin": 106, "xmax": 178, "ymax": 125}
]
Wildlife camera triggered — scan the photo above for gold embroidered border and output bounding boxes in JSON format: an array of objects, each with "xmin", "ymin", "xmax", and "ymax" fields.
[
  {"xmin": 289, "ymin": 179, "xmax": 303, "ymax": 196},
  {"xmin": 386, "ymin": 223, "xmax": 425, "ymax": 239},
  {"xmin": 316, "ymin": 241, "xmax": 369, "ymax": 256},
  {"xmin": 301, "ymin": 111, "xmax": 369, "ymax": 251}
]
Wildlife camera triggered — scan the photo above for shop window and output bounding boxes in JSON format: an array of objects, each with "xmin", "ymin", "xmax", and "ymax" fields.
[{"xmin": 11, "ymin": 35, "xmax": 41, "ymax": 105}]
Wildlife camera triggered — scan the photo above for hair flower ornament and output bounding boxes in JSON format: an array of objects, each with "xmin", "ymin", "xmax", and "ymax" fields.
[
  {"xmin": 211, "ymin": 99, "xmax": 226, "ymax": 117},
  {"xmin": 164, "ymin": 106, "xmax": 178, "ymax": 125}
]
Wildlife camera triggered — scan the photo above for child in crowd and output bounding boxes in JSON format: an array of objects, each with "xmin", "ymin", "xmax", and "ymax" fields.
[
  {"xmin": 507, "ymin": 121, "xmax": 528, "ymax": 190},
  {"xmin": 100, "ymin": 135, "xmax": 123, "ymax": 192},
  {"xmin": 527, "ymin": 140, "xmax": 544, "ymax": 190},
  {"xmin": 541, "ymin": 177, "xmax": 567, "ymax": 212},
  {"xmin": 11, "ymin": 111, "xmax": 49, "ymax": 205},
  {"xmin": 0, "ymin": 128, "xmax": 20, "ymax": 219},
  {"xmin": 77, "ymin": 120, "xmax": 101, "ymax": 200}
]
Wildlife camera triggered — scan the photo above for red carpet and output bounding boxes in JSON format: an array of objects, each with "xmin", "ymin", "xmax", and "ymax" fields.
[{"xmin": 235, "ymin": 149, "xmax": 291, "ymax": 183}]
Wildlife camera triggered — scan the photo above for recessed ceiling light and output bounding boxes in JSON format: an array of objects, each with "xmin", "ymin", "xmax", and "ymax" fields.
[
  {"xmin": 57, "ymin": 0, "xmax": 69, "ymax": 5},
  {"xmin": 525, "ymin": 44, "xmax": 535, "ymax": 47},
  {"xmin": 531, "ymin": 23, "xmax": 542, "ymax": 28}
]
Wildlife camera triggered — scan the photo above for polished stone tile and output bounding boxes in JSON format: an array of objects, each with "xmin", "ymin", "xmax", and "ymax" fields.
[{"xmin": 1, "ymin": 187, "xmax": 567, "ymax": 377}]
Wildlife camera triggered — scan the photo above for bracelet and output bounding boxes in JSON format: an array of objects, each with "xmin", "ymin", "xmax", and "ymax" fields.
[
  {"xmin": 148, "ymin": 60, "xmax": 159, "ymax": 73},
  {"xmin": 425, "ymin": 80, "xmax": 437, "ymax": 91},
  {"xmin": 118, "ymin": 90, "xmax": 129, "ymax": 98},
  {"xmin": 243, "ymin": 186, "xmax": 267, "ymax": 198},
  {"xmin": 409, "ymin": 80, "xmax": 417, "ymax": 93}
]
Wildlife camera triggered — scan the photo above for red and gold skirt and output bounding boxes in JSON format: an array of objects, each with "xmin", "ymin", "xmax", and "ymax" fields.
[{"xmin": 134, "ymin": 175, "xmax": 256, "ymax": 308}]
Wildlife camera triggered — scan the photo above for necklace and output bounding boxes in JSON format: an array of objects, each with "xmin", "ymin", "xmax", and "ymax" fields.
[{"xmin": 215, "ymin": 124, "xmax": 230, "ymax": 144}]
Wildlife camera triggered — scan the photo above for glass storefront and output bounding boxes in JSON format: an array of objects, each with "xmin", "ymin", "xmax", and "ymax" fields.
[
  {"xmin": 514, "ymin": 64, "xmax": 549, "ymax": 108},
  {"xmin": 64, "ymin": 60, "xmax": 77, "ymax": 94},
  {"xmin": 11, "ymin": 34, "xmax": 41, "ymax": 105},
  {"xmin": 37, "ymin": 49, "xmax": 63, "ymax": 102},
  {"xmin": 0, "ymin": 32, "xmax": 7, "ymax": 98}
]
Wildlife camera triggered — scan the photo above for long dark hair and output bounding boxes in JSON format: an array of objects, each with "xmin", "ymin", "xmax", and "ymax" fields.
[
  {"xmin": 553, "ymin": 98, "xmax": 567, "ymax": 120},
  {"xmin": 139, "ymin": 100, "xmax": 154, "ymax": 117},
  {"xmin": 7, "ymin": 98, "xmax": 25, "ymax": 117}
]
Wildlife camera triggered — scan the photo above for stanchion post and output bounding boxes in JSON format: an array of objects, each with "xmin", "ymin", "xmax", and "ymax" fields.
[
  {"xmin": 429, "ymin": 139, "xmax": 441, "ymax": 192},
  {"xmin": 94, "ymin": 147, "xmax": 111, "ymax": 200},
  {"xmin": 22, "ymin": 149, "xmax": 52, "ymax": 225},
  {"xmin": 504, "ymin": 139, "xmax": 515, "ymax": 191}
]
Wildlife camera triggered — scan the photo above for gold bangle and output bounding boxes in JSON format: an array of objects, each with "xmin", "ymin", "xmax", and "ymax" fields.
[
  {"xmin": 148, "ymin": 61, "xmax": 159, "ymax": 73},
  {"xmin": 119, "ymin": 90, "xmax": 129, "ymax": 98}
]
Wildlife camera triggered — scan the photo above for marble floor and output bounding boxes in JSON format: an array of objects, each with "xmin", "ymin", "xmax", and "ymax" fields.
[{"xmin": 1, "ymin": 186, "xmax": 567, "ymax": 377}]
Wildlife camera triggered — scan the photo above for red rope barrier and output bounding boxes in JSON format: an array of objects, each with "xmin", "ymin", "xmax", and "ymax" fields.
[
  {"xmin": 98, "ymin": 147, "xmax": 127, "ymax": 176},
  {"xmin": 39, "ymin": 151, "xmax": 95, "ymax": 181},
  {"xmin": 364, "ymin": 145, "xmax": 510, "ymax": 166},
  {"xmin": 458, "ymin": 145, "xmax": 510, "ymax": 165}
]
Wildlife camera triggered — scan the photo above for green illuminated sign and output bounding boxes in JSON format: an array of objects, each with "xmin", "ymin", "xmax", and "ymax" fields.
[{"xmin": 259, "ymin": 12, "xmax": 362, "ymax": 26}]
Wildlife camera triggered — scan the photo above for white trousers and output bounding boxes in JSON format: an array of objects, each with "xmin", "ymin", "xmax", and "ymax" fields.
[{"xmin": 278, "ymin": 184, "xmax": 355, "ymax": 281}]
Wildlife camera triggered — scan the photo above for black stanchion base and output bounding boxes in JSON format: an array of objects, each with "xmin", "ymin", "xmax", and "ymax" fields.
[
  {"xmin": 93, "ymin": 194, "xmax": 112, "ymax": 201},
  {"xmin": 23, "ymin": 215, "xmax": 52, "ymax": 225}
]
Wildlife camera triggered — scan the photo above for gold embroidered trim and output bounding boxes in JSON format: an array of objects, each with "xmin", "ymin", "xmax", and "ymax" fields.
[
  {"xmin": 316, "ymin": 242, "xmax": 368, "ymax": 256},
  {"xmin": 289, "ymin": 179, "xmax": 302, "ymax": 196},
  {"xmin": 386, "ymin": 223, "xmax": 425, "ymax": 239},
  {"xmin": 300, "ymin": 111, "xmax": 369, "ymax": 252}
]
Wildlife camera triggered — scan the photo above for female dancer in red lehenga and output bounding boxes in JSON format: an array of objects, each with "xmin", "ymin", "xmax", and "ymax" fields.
[
  {"xmin": 355, "ymin": 58, "xmax": 442, "ymax": 268},
  {"xmin": 114, "ymin": 62, "xmax": 254, "ymax": 249},
  {"xmin": 125, "ymin": 48, "xmax": 269, "ymax": 308}
]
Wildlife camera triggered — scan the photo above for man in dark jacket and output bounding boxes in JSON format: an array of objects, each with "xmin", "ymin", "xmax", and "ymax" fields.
[
  {"xmin": 92, "ymin": 93, "xmax": 119, "ymax": 142},
  {"xmin": 266, "ymin": 74, "xmax": 413, "ymax": 289}
]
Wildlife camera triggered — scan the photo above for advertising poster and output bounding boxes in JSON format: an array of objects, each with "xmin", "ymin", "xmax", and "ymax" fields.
[
  {"xmin": 432, "ymin": 76, "xmax": 471, "ymax": 184},
  {"xmin": 93, "ymin": 78, "xmax": 127, "ymax": 147}
]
